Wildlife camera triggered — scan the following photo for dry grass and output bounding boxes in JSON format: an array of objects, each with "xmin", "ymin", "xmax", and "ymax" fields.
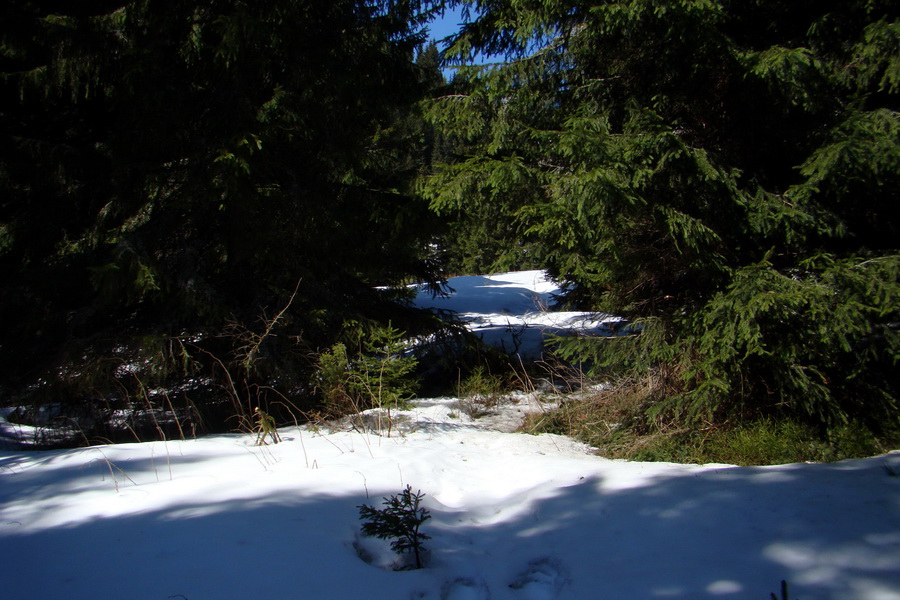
[
  {"xmin": 520, "ymin": 367, "xmax": 693, "ymax": 459},
  {"xmin": 522, "ymin": 365, "xmax": 900, "ymax": 465}
]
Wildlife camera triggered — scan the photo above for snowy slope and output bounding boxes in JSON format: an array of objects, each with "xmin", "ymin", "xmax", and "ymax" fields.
[
  {"xmin": 1, "ymin": 271, "xmax": 899, "ymax": 600},
  {"xmin": 413, "ymin": 270, "xmax": 624, "ymax": 358}
]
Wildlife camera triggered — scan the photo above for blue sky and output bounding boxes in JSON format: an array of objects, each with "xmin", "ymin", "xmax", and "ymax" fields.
[
  {"xmin": 426, "ymin": 5, "xmax": 468, "ymax": 49},
  {"xmin": 426, "ymin": 4, "xmax": 499, "ymax": 76}
]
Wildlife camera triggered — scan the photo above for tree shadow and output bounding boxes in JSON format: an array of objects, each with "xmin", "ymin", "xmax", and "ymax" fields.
[
  {"xmin": 1, "ymin": 440, "xmax": 898, "ymax": 600},
  {"xmin": 423, "ymin": 457, "xmax": 900, "ymax": 599}
]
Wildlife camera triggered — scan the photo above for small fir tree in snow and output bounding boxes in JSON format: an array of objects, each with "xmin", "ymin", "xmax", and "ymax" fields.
[
  {"xmin": 771, "ymin": 579, "xmax": 794, "ymax": 600},
  {"xmin": 358, "ymin": 485, "xmax": 431, "ymax": 569}
]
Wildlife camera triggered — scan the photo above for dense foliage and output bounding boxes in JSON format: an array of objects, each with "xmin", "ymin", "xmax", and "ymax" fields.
[
  {"xmin": 0, "ymin": 0, "xmax": 446, "ymax": 442},
  {"xmin": 2, "ymin": 0, "xmax": 897, "ymax": 447},
  {"xmin": 424, "ymin": 0, "xmax": 899, "ymax": 433},
  {"xmin": 314, "ymin": 323, "xmax": 420, "ymax": 418}
]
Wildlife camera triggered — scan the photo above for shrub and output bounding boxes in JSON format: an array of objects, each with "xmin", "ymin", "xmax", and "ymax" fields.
[
  {"xmin": 454, "ymin": 365, "xmax": 507, "ymax": 418},
  {"xmin": 316, "ymin": 342, "xmax": 355, "ymax": 415},
  {"xmin": 314, "ymin": 323, "xmax": 418, "ymax": 417}
]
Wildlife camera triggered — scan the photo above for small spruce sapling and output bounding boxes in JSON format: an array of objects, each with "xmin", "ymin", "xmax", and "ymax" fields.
[
  {"xmin": 771, "ymin": 580, "xmax": 794, "ymax": 600},
  {"xmin": 358, "ymin": 485, "xmax": 431, "ymax": 569}
]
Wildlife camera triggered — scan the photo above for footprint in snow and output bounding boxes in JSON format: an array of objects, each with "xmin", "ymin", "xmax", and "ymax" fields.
[
  {"xmin": 508, "ymin": 557, "xmax": 569, "ymax": 600},
  {"xmin": 440, "ymin": 577, "xmax": 491, "ymax": 600}
]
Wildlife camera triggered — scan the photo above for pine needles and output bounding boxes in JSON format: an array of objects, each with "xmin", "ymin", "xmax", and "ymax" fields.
[{"xmin": 358, "ymin": 485, "xmax": 431, "ymax": 570}]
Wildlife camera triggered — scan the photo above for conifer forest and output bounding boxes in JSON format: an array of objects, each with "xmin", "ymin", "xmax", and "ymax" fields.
[{"xmin": 1, "ymin": 0, "xmax": 898, "ymax": 452}]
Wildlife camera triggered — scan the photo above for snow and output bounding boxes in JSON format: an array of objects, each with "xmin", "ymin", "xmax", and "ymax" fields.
[
  {"xmin": 1, "ymin": 271, "xmax": 899, "ymax": 600},
  {"xmin": 413, "ymin": 270, "xmax": 625, "ymax": 359}
]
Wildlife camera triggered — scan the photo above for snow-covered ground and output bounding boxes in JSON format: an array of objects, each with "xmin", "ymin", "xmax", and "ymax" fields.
[
  {"xmin": 413, "ymin": 270, "xmax": 625, "ymax": 358},
  {"xmin": 1, "ymin": 271, "xmax": 899, "ymax": 600}
]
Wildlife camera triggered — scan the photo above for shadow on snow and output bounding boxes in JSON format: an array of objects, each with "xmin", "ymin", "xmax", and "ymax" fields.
[{"xmin": 1, "ymin": 446, "xmax": 898, "ymax": 600}]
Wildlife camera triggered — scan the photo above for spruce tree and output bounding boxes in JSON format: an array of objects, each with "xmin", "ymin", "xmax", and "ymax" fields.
[
  {"xmin": 423, "ymin": 0, "xmax": 899, "ymax": 433},
  {"xmin": 0, "ymin": 0, "xmax": 447, "ymax": 442}
]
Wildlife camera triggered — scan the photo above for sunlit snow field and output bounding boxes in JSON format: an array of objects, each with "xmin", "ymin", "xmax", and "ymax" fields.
[{"xmin": 1, "ymin": 271, "xmax": 899, "ymax": 600}]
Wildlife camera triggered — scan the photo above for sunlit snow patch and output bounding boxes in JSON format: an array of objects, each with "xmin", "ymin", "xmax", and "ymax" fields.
[{"xmin": 413, "ymin": 270, "xmax": 626, "ymax": 359}]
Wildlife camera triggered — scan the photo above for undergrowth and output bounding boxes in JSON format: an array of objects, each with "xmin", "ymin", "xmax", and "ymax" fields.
[
  {"xmin": 314, "ymin": 324, "xmax": 418, "ymax": 416},
  {"xmin": 453, "ymin": 366, "xmax": 509, "ymax": 418},
  {"xmin": 522, "ymin": 370, "xmax": 899, "ymax": 466},
  {"xmin": 624, "ymin": 419, "xmax": 896, "ymax": 466}
]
